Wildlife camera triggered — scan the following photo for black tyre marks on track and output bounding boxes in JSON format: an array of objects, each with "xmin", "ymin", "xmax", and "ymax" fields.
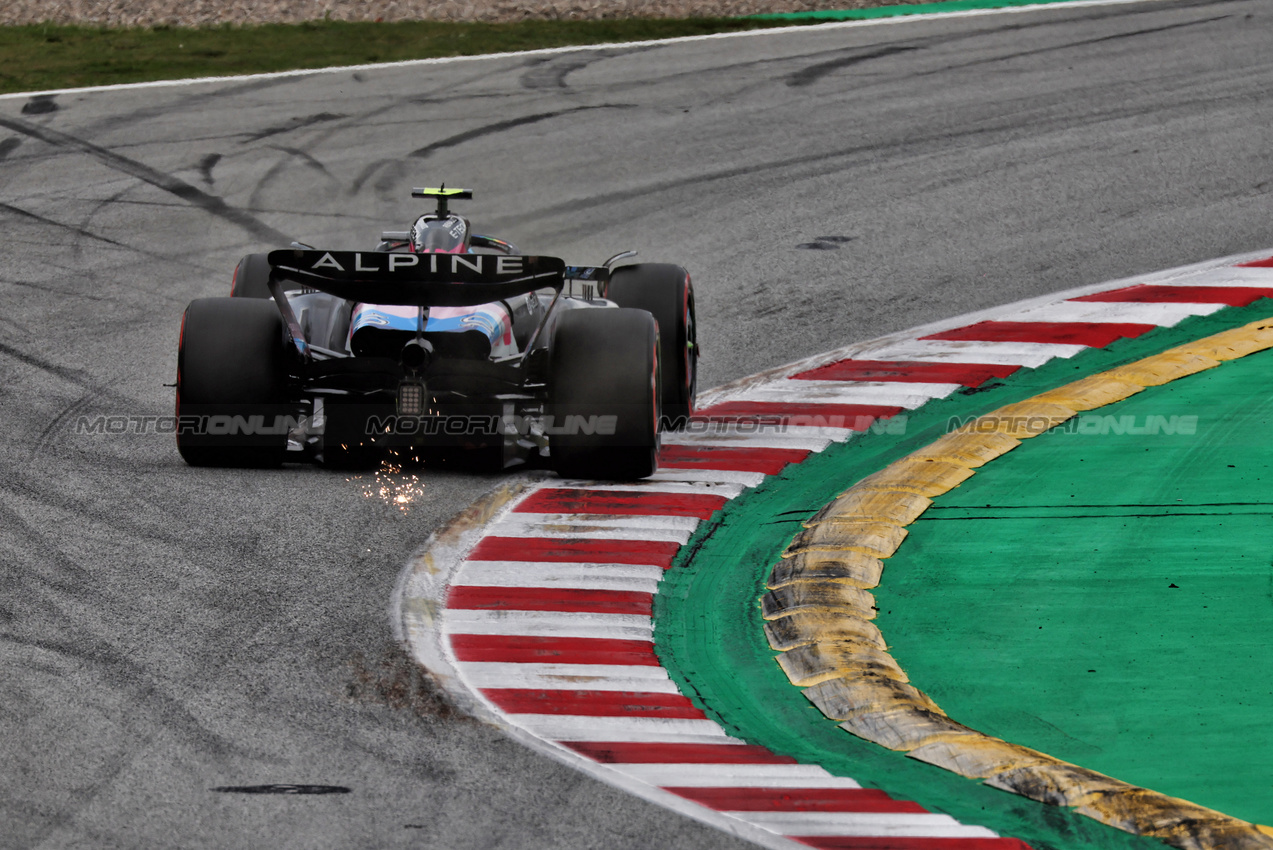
[
  {"xmin": 197, "ymin": 153, "xmax": 221, "ymax": 186},
  {"xmin": 0, "ymin": 201, "xmax": 130, "ymax": 249},
  {"xmin": 244, "ymin": 112, "xmax": 346, "ymax": 143},
  {"xmin": 246, "ymin": 144, "xmax": 340, "ymax": 210},
  {"xmin": 212, "ymin": 784, "xmax": 351, "ymax": 794},
  {"xmin": 905, "ymin": 13, "xmax": 1232, "ymax": 79},
  {"xmin": 519, "ymin": 57, "xmax": 597, "ymax": 90},
  {"xmin": 0, "ymin": 114, "xmax": 293, "ymax": 245},
  {"xmin": 517, "ymin": 49, "xmax": 646, "ymax": 90},
  {"xmin": 785, "ymin": 45, "xmax": 921, "ymax": 87},
  {"xmin": 21, "ymin": 95, "xmax": 58, "ymax": 115},
  {"xmin": 407, "ymin": 105, "xmax": 630, "ymax": 159}
]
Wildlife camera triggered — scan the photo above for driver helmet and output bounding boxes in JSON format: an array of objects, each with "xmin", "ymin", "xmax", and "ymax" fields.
[{"xmin": 410, "ymin": 214, "xmax": 471, "ymax": 254}]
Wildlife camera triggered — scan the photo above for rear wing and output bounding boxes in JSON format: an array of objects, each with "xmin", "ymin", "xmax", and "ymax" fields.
[
  {"xmin": 265, "ymin": 249, "xmax": 613, "ymax": 362},
  {"xmin": 267, "ymin": 249, "xmax": 566, "ymax": 307}
]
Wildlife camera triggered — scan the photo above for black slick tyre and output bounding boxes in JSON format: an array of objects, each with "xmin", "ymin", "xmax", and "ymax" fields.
[
  {"xmin": 230, "ymin": 253, "xmax": 273, "ymax": 299},
  {"xmin": 176, "ymin": 297, "xmax": 292, "ymax": 467},
  {"xmin": 549, "ymin": 308, "xmax": 660, "ymax": 481},
  {"xmin": 605, "ymin": 263, "xmax": 696, "ymax": 430}
]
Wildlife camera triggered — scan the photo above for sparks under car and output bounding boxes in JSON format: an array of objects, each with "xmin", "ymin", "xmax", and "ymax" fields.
[{"xmin": 175, "ymin": 188, "xmax": 697, "ymax": 480}]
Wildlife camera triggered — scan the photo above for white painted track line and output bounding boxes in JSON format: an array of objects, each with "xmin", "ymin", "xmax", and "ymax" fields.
[
  {"xmin": 462, "ymin": 663, "xmax": 681, "ymax": 692},
  {"xmin": 999, "ymin": 300, "xmax": 1226, "ymax": 325},
  {"xmin": 512, "ymin": 716, "xmax": 734, "ymax": 743},
  {"xmin": 453, "ymin": 561, "xmax": 664, "ymax": 591},
  {"xmin": 443, "ymin": 610, "xmax": 654, "ymax": 639},
  {"xmin": 623, "ymin": 764, "xmax": 864, "ymax": 788}
]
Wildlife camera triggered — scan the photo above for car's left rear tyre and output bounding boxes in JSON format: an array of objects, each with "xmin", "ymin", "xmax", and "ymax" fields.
[
  {"xmin": 176, "ymin": 297, "xmax": 292, "ymax": 467},
  {"xmin": 549, "ymin": 308, "xmax": 660, "ymax": 481}
]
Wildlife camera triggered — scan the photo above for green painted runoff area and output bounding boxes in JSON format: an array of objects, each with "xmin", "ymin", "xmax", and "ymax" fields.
[
  {"xmin": 655, "ymin": 299, "xmax": 1273, "ymax": 849},
  {"xmin": 878, "ymin": 347, "xmax": 1273, "ymax": 827}
]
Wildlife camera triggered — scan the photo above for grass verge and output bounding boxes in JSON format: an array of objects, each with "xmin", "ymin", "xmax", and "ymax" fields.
[{"xmin": 0, "ymin": 18, "xmax": 803, "ymax": 96}]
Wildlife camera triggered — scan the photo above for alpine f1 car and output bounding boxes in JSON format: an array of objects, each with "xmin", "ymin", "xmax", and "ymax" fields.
[{"xmin": 175, "ymin": 187, "xmax": 697, "ymax": 480}]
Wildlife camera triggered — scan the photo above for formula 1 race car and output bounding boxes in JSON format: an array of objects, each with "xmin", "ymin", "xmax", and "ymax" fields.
[{"xmin": 175, "ymin": 187, "xmax": 697, "ymax": 480}]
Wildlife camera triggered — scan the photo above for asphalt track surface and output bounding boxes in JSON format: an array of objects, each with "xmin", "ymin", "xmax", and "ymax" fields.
[{"xmin": 1, "ymin": 0, "xmax": 1271, "ymax": 846}]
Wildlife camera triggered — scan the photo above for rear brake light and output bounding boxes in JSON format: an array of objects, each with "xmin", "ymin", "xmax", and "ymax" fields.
[{"xmin": 397, "ymin": 381, "xmax": 426, "ymax": 416}]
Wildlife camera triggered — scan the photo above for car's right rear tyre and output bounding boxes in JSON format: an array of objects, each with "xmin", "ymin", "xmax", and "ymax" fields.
[
  {"xmin": 176, "ymin": 297, "xmax": 292, "ymax": 467},
  {"xmin": 605, "ymin": 263, "xmax": 696, "ymax": 430},
  {"xmin": 230, "ymin": 252, "xmax": 273, "ymax": 299},
  {"xmin": 549, "ymin": 308, "xmax": 660, "ymax": 481}
]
